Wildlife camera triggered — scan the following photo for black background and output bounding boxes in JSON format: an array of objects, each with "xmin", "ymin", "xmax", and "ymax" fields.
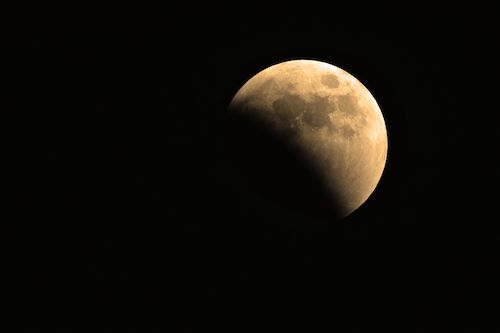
[{"xmin": 9, "ymin": 5, "xmax": 498, "ymax": 332}]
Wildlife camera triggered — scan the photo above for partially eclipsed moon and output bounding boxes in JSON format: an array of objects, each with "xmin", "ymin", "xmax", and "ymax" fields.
[{"xmin": 228, "ymin": 60, "xmax": 388, "ymax": 220}]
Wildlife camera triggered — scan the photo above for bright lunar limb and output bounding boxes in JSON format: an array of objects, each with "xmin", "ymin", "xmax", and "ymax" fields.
[{"xmin": 228, "ymin": 60, "xmax": 388, "ymax": 220}]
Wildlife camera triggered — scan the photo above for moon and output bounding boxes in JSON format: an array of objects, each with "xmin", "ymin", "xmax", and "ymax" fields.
[{"xmin": 227, "ymin": 60, "xmax": 388, "ymax": 220}]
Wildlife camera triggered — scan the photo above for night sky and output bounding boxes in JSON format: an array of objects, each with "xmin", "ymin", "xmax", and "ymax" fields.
[{"xmin": 9, "ymin": 5, "xmax": 498, "ymax": 332}]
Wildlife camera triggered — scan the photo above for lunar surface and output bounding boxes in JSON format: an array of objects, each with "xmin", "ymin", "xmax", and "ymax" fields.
[{"xmin": 228, "ymin": 60, "xmax": 388, "ymax": 220}]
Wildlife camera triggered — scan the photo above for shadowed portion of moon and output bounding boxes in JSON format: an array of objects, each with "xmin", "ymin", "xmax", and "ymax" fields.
[
  {"xmin": 223, "ymin": 110, "xmax": 345, "ymax": 223},
  {"xmin": 226, "ymin": 60, "xmax": 388, "ymax": 221}
]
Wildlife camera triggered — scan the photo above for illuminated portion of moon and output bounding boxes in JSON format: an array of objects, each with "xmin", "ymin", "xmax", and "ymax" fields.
[{"xmin": 228, "ymin": 60, "xmax": 388, "ymax": 220}]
